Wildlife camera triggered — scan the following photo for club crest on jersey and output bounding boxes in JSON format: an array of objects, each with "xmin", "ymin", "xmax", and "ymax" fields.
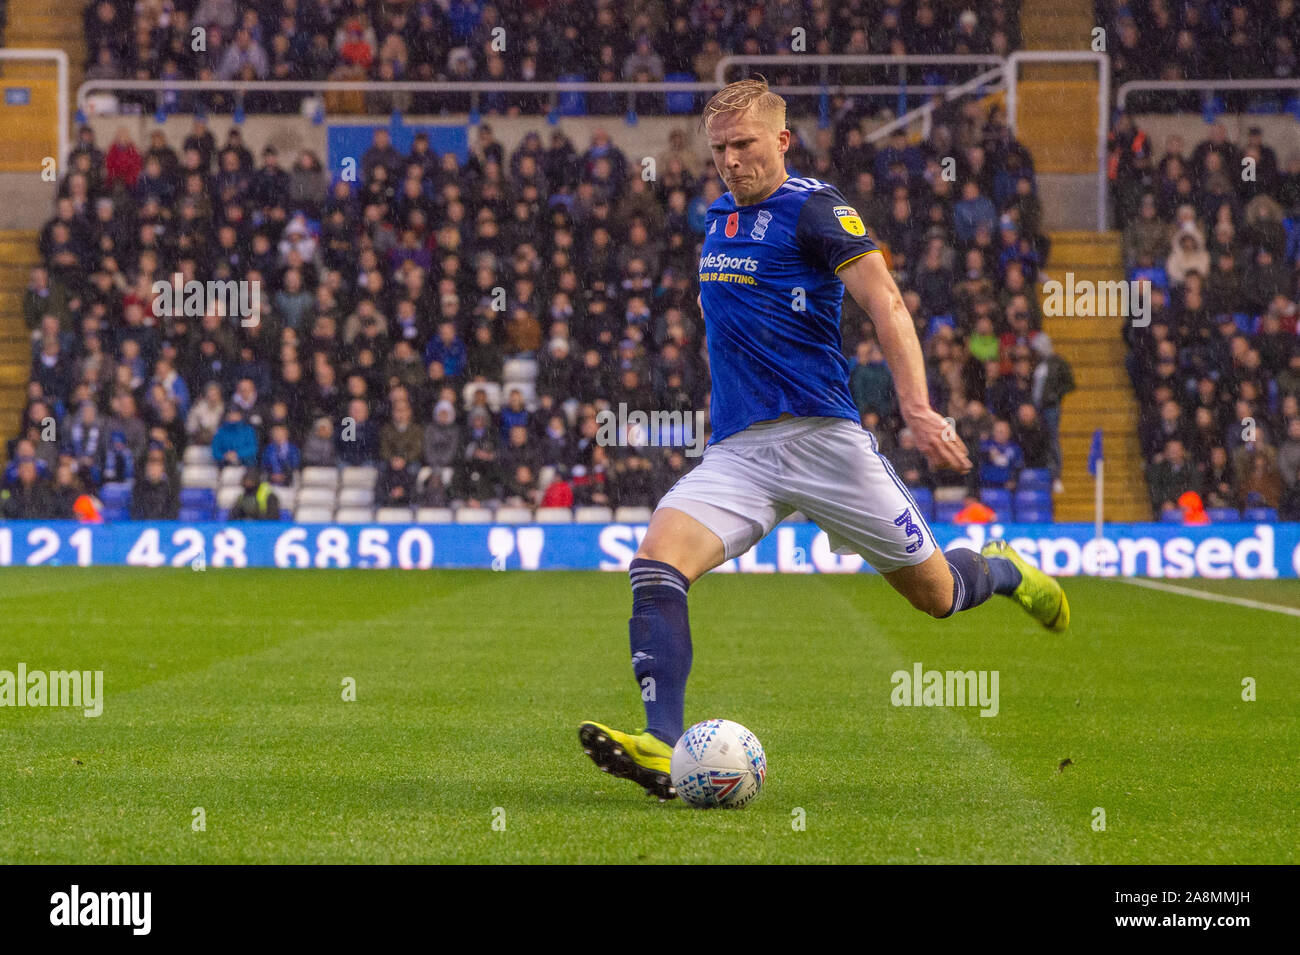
[
  {"xmin": 833, "ymin": 205, "xmax": 865, "ymax": 236},
  {"xmin": 725, "ymin": 211, "xmax": 739, "ymax": 238},
  {"xmin": 750, "ymin": 209, "xmax": 772, "ymax": 241},
  {"xmin": 894, "ymin": 507, "xmax": 925, "ymax": 554}
]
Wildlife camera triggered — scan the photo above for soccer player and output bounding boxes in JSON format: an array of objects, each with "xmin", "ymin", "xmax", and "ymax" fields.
[{"xmin": 580, "ymin": 78, "xmax": 1068, "ymax": 800}]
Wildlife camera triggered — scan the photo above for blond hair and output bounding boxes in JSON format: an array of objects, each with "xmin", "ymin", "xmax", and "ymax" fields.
[{"xmin": 701, "ymin": 75, "xmax": 786, "ymax": 135}]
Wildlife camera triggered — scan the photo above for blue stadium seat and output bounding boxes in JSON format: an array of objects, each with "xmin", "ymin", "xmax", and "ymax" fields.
[
  {"xmin": 1160, "ymin": 510, "xmax": 1184, "ymax": 523},
  {"xmin": 980, "ymin": 488, "xmax": 1012, "ymax": 514},
  {"xmin": 1018, "ymin": 468, "xmax": 1051, "ymax": 491},
  {"xmin": 1243, "ymin": 508, "xmax": 1278, "ymax": 522},
  {"xmin": 180, "ymin": 487, "xmax": 216, "ymax": 509},
  {"xmin": 664, "ymin": 72, "xmax": 696, "ymax": 114},
  {"xmin": 178, "ymin": 507, "xmax": 212, "ymax": 522},
  {"xmin": 1013, "ymin": 488, "xmax": 1051, "ymax": 510},
  {"xmin": 557, "ymin": 74, "xmax": 586, "ymax": 116},
  {"xmin": 100, "ymin": 482, "xmax": 133, "ymax": 508},
  {"xmin": 1207, "ymin": 507, "xmax": 1241, "ymax": 522},
  {"xmin": 103, "ymin": 506, "xmax": 129, "ymax": 521},
  {"xmin": 1014, "ymin": 507, "xmax": 1053, "ymax": 523},
  {"xmin": 1012, "ymin": 488, "xmax": 1052, "ymax": 522},
  {"xmin": 934, "ymin": 499, "xmax": 964, "ymax": 522},
  {"xmin": 908, "ymin": 486, "xmax": 934, "ymax": 521}
]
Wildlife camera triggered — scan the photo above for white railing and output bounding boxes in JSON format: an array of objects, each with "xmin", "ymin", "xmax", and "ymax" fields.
[
  {"xmin": 722, "ymin": 52, "xmax": 1111, "ymax": 231},
  {"xmin": 1117, "ymin": 78, "xmax": 1300, "ymax": 109},
  {"xmin": 1005, "ymin": 51, "xmax": 1110, "ymax": 233},
  {"xmin": 0, "ymin": 48, "xmax": 68, "ymax": 164},
  {"xmin": 75, "ymin": 77, "xmax": 990, "ymax": 116},
  {"xmin": 866, "ymin": 67, "xmax": 1005, "ymax": 142},
  {"xmin": 713, "ymin": 53, "xmax": 1007, "ymax": 85},
  {"xmin": 75, "ymin": 52, "xmax": 1111, "ymax": 230}
]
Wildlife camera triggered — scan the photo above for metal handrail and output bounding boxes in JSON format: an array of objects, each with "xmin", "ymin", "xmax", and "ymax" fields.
[
  {"xmin": 75, "ymin": 78, "xmax": 988, "ymax": 116},
  {"xmin": 713, "ymin": 53, "xmax": 1006, "ymax": 85},
  {"xmin": 866, "ymin": 67, "xmax": 1006, "ymax": 143},
  {"xmin": 1005, "ymin": 51, "xmax": 1110, "ymax": 232},
  {"xmin": 74, "ymin": 52, "xmax": 1111, "ymax": 231},
  {"xmin": 1117, "ymin": 78, "xmax": 1300, "ymax": 109}
]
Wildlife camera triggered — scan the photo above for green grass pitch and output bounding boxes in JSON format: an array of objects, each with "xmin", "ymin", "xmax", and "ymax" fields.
[{"xmin": 1, "ymin": 566, "xmax": 1295, "ymax": 864}]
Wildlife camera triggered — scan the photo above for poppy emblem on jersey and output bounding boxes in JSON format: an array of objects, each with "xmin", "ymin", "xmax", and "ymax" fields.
[
  {"xmin": 725, "ymin": 211, "xmax": 739, "ymax": 237},
  {"xmin": 833, "ymin": 205, "xmax": 865, "ymax": 236}
]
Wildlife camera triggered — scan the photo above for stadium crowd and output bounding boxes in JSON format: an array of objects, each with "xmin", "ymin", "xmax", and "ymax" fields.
[
  {"xmin": 6, "ymin": 0, "xmax": 1064, "ymax": 522},
  {"xmin": 82, "ymin": 0, "xmax": 1024, "ymax": 118},
  {"xmin": 1111, "ymin": 117, "xmax": 1300, "ymax": 520},
  {"xmin": 1097, "ymin": 0, "xmax": 1300, "ymax": 114},
  {"xmin": 6, "ymin": 96, "xmax": 1062, "ymax": 522}
]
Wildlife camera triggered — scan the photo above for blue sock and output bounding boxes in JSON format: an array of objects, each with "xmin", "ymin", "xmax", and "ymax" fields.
[
  {"xmin": 987, "ymin": 555, "xmax": 1022, "ymax": 595},
  {"xmin": 628, "ymin": 558, "xmax": 692, "ymax": 747},
  {"xmin": 942, "ymin": 547, "xmax": 1019, "ymax": 616}
]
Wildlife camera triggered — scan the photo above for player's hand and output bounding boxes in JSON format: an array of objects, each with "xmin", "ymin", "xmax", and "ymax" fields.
[{"xmin": 906, "ymin": 408, "xmax": 971, "ymax": 474}]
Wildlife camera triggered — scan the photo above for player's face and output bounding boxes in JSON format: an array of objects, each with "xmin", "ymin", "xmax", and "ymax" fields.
[{"xmin": 707, "ymin": 110, "xmax": 789, "ymax": 205}]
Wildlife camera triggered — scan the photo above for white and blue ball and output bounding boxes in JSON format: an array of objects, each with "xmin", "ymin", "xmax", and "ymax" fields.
[{"xmin": 671, "ymin": 719, "xmax": 767, "ymax": 809}]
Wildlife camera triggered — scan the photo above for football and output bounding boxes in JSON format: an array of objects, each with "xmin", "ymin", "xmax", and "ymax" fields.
[{"xmin": 671, "ymin": 719, "xmax": 767, "ymax": 809}]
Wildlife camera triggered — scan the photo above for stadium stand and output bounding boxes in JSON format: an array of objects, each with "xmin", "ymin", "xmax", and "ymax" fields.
[
  {"xmin": 1, "ymin": 1, "xmax": 1114, "ymax": 529},
  {"xmin": 1097, "ymin": 0, "xmax": 1300, "ymax": 520}
]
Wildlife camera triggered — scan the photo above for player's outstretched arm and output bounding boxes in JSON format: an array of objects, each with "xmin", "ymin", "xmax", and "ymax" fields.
[{"xmin": 838, "ymin": 252, "xmax": 971, "ymax": 473}]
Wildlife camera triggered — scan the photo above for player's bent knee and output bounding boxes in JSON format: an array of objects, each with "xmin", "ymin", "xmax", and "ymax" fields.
[
  {"xmin": 883, "ymin": 552, "xmax": 954, "ymax": 619},
  {"xmin": 635, "ymin": 507, "xmax": 726, "ymax": 584},
  {"xmin": 903, "ymin": 584, "xmax": 952, "ymax": 619}
]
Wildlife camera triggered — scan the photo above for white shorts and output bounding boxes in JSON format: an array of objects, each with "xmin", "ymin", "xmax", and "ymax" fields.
[{"xmin": 656, "ymin": 416, "xmax": 937, "ymax": 572}]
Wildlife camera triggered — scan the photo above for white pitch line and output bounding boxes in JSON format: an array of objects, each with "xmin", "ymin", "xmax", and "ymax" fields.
[{"xmin": 1115, "ymin": 577, "xmax": 1300, "ymax": 618}]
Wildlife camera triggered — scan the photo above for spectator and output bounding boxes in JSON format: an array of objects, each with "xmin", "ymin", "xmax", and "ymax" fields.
[
  {"xmin": 380, "ymin": 400, "xmax": 424, "ymax": 464},
  {"xmin": 337, "ymin": 398, "xmax": 379, "ymax": 466},
  {"xmin": 0, "ymin": 459, "xmax": 56, "ymax": 519},
  {"xmin": 187, "ymin": 383, "xmax": 226, "ymax": 446},
  {"xmin": 1202, "ymin": 446, "xmax": 1238, "ymax": 510},
  {"xmin": 889, "ymin": 427, "xmax": 931, "ymax": 489},
  {"xmin": 1281, "ymin": 464, "xmax": 1300, "ymax": 520},
  {"xmin": 1148, "ymin": 439, "xmax": 1200, "ymax": 516},
  {"xmin": 303, "ymin": 417, "xmax": 338, "ymax": 468},
  {"xmin": 130, "ymin": 456, "xmax": 180, "ymax": 520},
  {"xmin": 1012, "ymin": 403, "xmax": 1052, "ymax": 471},
  {"xmin": 1165, "ymin": 227, "xmax": 1210, "ymax": 288},
  {"xmin": 953, "ymin": 181, "xmax": 997, "ymax": 245},
  {"xmin": 1029, "ymin": 335, "xmax": 1074, "ymax": 487},
  {"xmin": 101, "ymin": 431, "xmax": 135, "ymax": 484},
  {"xmin": 1279, "ymin": 419, "xmax": 1300, "ymax": 490},
  {"xmin": 979, "ymin": 419, "xmax": 1023, "ymax": 490},
  {"xmin": 261, "ymin": 423, "xmax": 301, "ymax": 486},
  {"xmin": 1239, "ymin": 452, "xmax": 1284, "ymax": 510},
  {"xmin": 211, "ymin": 408, "xmax": 259, "ymax": 467},
  {"xmin": 457, "ymin": 407, "xmax": 501, "ymax": 505},
  {"xmin": 850, "ymin": 341, "xmax": 896, "ymax": 424},
  {"xmin": 379, "ymin": 452, "xmax": 417, "ymax": 507},
  {"xmin": 227, "ymin": 468, "xmax": 282, "ymax": 520}
]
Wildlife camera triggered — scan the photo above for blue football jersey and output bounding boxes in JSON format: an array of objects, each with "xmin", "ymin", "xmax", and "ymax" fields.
[{"xmin": 697, "ymin": 174, "xmax": 880, "ymax": 445}]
